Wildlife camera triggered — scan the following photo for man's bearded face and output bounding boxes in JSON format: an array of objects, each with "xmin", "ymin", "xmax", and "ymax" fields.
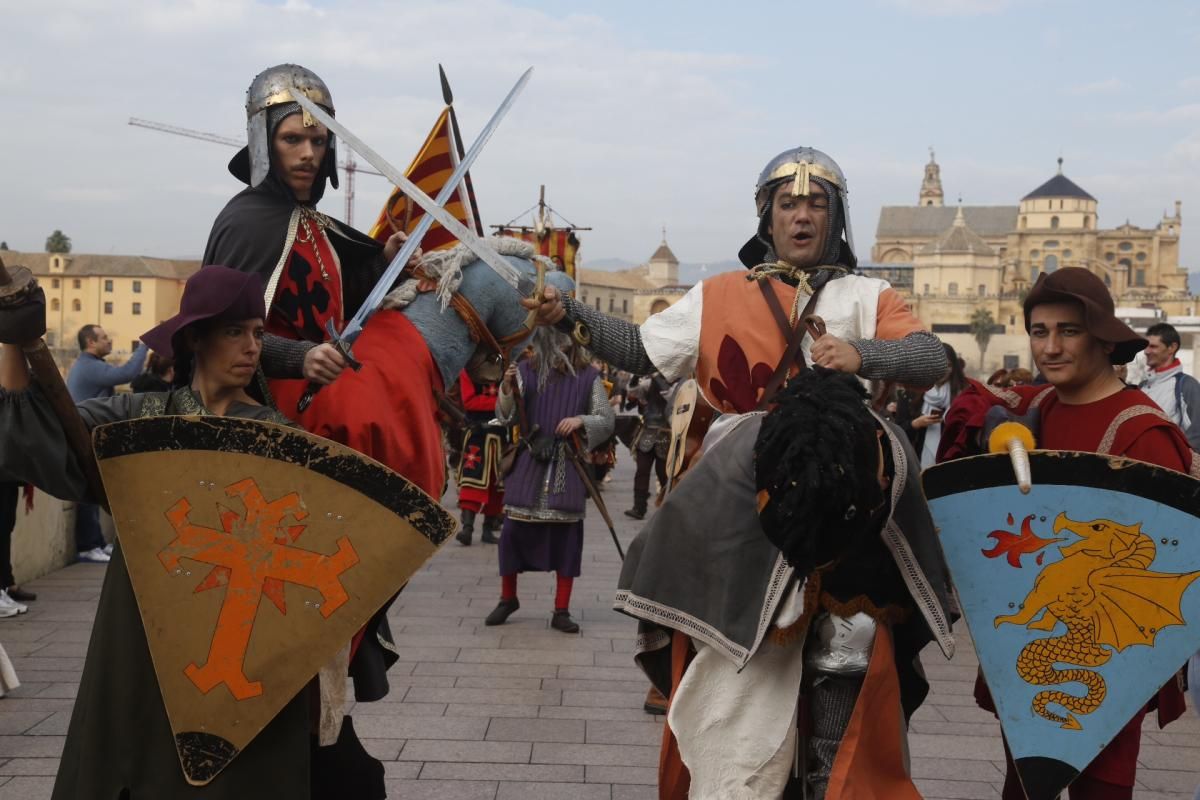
[{"xmin": 271, "ymin": 114, "xmax": 328, "ymax": 202}]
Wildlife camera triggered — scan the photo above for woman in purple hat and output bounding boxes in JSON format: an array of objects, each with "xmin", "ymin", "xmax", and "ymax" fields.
[{"xmin": 0, "ymin": 266, "xmax": 325, "ymax": 799}]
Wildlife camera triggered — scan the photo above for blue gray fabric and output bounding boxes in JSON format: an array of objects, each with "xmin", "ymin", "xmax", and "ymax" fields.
[{"xmin": 66, "ymin": 344, "xmax": 149, "ymax": 402}]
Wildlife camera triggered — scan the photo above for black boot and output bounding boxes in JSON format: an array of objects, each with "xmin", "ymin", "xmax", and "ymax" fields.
[
  {"xmin": 485, "ymin": 597, "xmax": 519, "ymax": 626},
  {"xmin": 624, "ymin": 493, "xmax": 648, "ymax": 520},
  {"xmin": 480, "ymin": 515, "xmax": 501, "ymax": 544},
  {"xmin": 551, "ymin": 609, "xmax": 580, "ymax": 633},
  {"xmin": 456, "ymin": 510, "xmax": 476, "ymax": 546}
]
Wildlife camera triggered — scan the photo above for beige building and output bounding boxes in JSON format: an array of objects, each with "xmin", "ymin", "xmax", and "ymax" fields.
[
  {"xmin": 577, "ymin": 236, "xmax": 691, "ymax": 324},
  {"xmin": 6, "ymin": 250, "xmax": 199, "ymax": 365},
  {"xmin": 866, "ymin": 155, "xmax": 1192, "ymax": 373}
]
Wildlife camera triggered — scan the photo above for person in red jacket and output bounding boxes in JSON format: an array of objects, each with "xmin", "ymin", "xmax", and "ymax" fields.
[
  {"xmin": 455, "ymin": 370, "xmax": 509, "ymax": 545},
  {"xmin": 939, "ymin": 267, "xmax": 1196, "ymax": 800}
]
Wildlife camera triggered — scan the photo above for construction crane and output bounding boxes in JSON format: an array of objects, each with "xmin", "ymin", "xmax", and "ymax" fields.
[{"xmin": 128, "ymin": 117, "xmax": 384, "ymax": 226}]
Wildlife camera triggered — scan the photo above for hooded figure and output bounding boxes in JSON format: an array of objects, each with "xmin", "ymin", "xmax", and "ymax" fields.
[{"xmin": 203, "ymin": 64, "xmax": 394, "ymax": 384}]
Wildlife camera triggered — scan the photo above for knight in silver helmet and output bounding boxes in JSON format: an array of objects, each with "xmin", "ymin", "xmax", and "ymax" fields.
[{"xmin": 203, "ymin": 64, "xmax": 416, "ymax": 399}]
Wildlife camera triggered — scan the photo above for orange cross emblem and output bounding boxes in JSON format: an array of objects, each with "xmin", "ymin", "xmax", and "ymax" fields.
[{"xmin": 158, "ymin": 478, "xmax": 359, "ymax": 701}]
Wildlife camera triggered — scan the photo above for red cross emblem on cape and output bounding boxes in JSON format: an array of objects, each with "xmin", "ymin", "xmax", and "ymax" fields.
[{"xmin": 93, "ymin": 416, "xmax": 455, "ymax": 786}]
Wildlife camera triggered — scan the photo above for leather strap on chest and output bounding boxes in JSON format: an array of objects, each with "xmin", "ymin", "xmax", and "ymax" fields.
[{"xmin": 756, "ymin": 279, "xmax": 824, "ymax": 410}]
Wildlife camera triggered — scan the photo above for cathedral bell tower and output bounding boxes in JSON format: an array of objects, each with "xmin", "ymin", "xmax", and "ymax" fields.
[{"xmin": 920, "ymin": 148, "xmax": 945, "ymax": 207}]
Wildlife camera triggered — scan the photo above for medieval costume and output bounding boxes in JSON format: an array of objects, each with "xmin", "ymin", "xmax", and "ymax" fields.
[
  {"xmin": 202, "ymin": 67, "xmax": 414, "ymax": 776},
  {"xmin": 623, "ymin": 372, "xmax": 671, "ymax": 520},
  {"xmin": 484, "ymin": 329, "xmax": 615, "ymax": 633},
  {"xmin": 202, "ymin": 64, "xmax": 391, "ymax": 404},
  {"xmin": 549, "ymin": 148, "xmax": 953, "ymax": 793},
  {"xmin": 454, "ymin": 369, "xmax": 508, "ymax": 546},
  {"xmin": 0, "ymin": 267, "xmax": 366, "ymax": 798},
  {"xmin": 938, "ymin": 268, "xmax": 1197, "ymax": 800},
  {"xmin": 615, "ymin": 370, "xmax": 954, "ymax": 799}
]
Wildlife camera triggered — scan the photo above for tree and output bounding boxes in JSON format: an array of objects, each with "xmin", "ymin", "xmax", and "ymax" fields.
[
  {"xmin": 0, "ymin": 242, "xmax": 7, "ymax": 250},
  {"xmin": 970, "ymin": 307, "xmax": 997, "ymax": 371},
  {"xmin": 45, "ymin": 230, "xmax": 71, "ymax": 254}
]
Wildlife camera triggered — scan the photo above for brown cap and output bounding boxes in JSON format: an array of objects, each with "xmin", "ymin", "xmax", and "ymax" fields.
[{"xmin": 1023, "ymin": 268, "xmax": 1146, "ymax": 365}]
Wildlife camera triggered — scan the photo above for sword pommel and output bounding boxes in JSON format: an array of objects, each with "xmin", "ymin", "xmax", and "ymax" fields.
[{"xmin": 989, "ymin": 421, "xmax": 1036, "ymax": 494}]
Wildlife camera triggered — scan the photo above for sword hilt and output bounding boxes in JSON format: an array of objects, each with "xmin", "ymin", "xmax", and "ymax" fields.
[{"xmin": 296, "ymin": 324, "xmax": 362, "ymax": 414}]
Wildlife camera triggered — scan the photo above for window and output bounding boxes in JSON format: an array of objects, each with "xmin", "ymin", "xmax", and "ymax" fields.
[
  {"xmin": 1050, "ymin": 216, "xmax": 1059, "ymax": 229},
  {"xmin": 1009, "ymin": 315, "xmax": 1016, "ymax": 326},
  {"xmin": 1003, "ymin": 355, "xmax": 1019, "ymax": 369},
  {"xmin": 103, "ymin": 302, "xmax": 112, "ymax": 315},
  {"xmin": 1135, "ymin": 269, "xmax": 1146, "ymax": 287},
  {"xmin": 1063, "ymin": 249, "xmax": 1072, "ymax": 259},
  {"xmin": 1031, "ymin": 267, "xmax": 1040, "ymax": 281},
  {"xmin": 594, "ymin": 297, "xmax": 600, "ymax": 310},
  {"xmin": 132, "ymin": 280, "xmax": 142, "ymax": 294},
  {"xmin": 51, "ymin": 278, "xmax": 60, "ymax": 289},
  {"xmin": 948, "ymin": 282, "xmax": 958, "ymax": 297},
  {"xmin": 1118, "ymin": 242, "xmax": 1132, "ymax": 252},
  {"xmin": 1019, "ymin": 217, "xmax": 1027, "ymax": 229},
  {"xmin": 1084, "ymin": 217, "xmax": 1092, "ymax": 230},
  {"xmin": 1136, "ymin": 252, "xmax": 1146, "ymax": 262},
  {"xmin": 923, "ymin": 283, "xmax": 930, "ymax": 295},
  {"xmin": 1043, "ymin": 240, "xmax": 1059, "ymax": 248},
  {"xmin": 1030, "ymin": 250, "xmax": 1039, "ymax": 258},
  {"xmin": 1118, "ymin": 258, "xmax": 1132, "ymax": 270},
  {"xmin": 51, "ymin": 299, "xmax": 60, "ymax": 311},
  {"xmin": 72, "ymin": 279, "xmax": 81, "ymax": 289},
  {"xmin": 608, "ymin": 297, "xmax": 614, "ymax": 312},
  {"xmin": 132, "ymin": 302, "xmax": 142, "ymax": 315},
  {"xmin": 1044, "ymin": 255, "xmax": 1058, "ymax": 273},
  {"xmin": 72, "ymin": 299, "xmax": 81, "ymax": 312},
  {"xmin": 1105, "ymin": 252, "xmax": 1114, "ymax": 262},
  {"xmin": 978, "ymin": 284, "xmax": 987, "ymax": 297},
  {"xmin": 104, "ymin": 279, "xmax": 113, "ymax": 292},
  {"xmin": 1104, "ymin": 273, "xmax": 1112, "ymax": 286},
  {"xmin": 622, "ymin": 299, "xmax": 628, "ymax": 314}
]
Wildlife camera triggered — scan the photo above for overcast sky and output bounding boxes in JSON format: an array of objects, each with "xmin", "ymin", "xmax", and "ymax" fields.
[{"xmin": 2, "ymin": 0, "xmax": 1199, "ymax": 271}]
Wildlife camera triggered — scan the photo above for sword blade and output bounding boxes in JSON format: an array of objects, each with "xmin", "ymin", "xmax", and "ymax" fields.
[{"xmin": 291, "ymin": 75, "xmax": 535, "ymax": 306}]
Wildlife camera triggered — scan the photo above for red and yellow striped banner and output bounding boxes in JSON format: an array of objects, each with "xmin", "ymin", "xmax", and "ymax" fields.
[
  {"xmin": 368, "ymin": 108, "xmax": 481, "ymax": 251},
  {"xmin": 493, "ymin": 227, "xmax": 580, "ymax": 281}
]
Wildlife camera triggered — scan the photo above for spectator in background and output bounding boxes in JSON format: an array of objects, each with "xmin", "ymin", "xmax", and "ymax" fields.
[
  {"xmin": 130, "ymin": 352, "xmax": 174, "ymax": 394},
  {"xmin": 0, "ymin": 483, "xmax": 30, "ymax": 615},
  {"xmin": 66, "ymin": 325, "xmax": 148, "ymax": 564},
  {"xmin": 1140, "ymin": 322, "xmax": 1200, "ymax": 450},
  {"xmin": 1004, "ymin": 367, "xmax": 1033, "ymax": 387},
  {"xmin": 986, "ymin": 368, "xmax": 1008, "ymax": 387},
  {"xmin": 911, "ymin": 341, "xmax": 967, "ymax": 469}
]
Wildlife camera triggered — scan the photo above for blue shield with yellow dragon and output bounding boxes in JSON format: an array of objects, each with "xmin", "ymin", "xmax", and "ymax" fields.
[{"xmin": 923, "ymin": 450, "xmax": 1200, "ymax": 800}]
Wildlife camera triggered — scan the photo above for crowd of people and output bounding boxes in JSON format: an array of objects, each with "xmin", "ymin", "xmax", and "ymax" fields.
[{"xmin": 0, "ymin": 61, "xmax": 1197, "ymax": 800}]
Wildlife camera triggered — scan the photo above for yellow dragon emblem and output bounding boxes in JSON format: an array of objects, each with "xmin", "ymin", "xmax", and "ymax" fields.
[{"xmin": 994, "ymin": 512, "xmax": 1200, "ymax": 730}]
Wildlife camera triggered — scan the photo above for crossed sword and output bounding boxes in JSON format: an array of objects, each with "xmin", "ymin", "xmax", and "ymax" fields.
[{"xmin": 293, "ymin": 68, "xmax": 538, "ymax": 411}]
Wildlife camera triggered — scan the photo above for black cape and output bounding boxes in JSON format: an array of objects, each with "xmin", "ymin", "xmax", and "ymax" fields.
[{"xmin": 202, "ymin": 167, "xmax": 388, "ymax": 324}]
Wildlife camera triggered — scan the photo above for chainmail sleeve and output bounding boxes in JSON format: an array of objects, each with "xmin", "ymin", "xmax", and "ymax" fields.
[
  {"xmin": 580, "ymin": 375, "xmax": 616, "ymax": 451},
  {"xmin": 851, "ymin": 330, "xmax": 948, "ymax": 386},
  {"xmin": 559, "ymin": 295, "xmax": 656, "ymax": 375},
  {"xmin": 260, "ymin": 333, "xmax": 317, "ymax": 379}
]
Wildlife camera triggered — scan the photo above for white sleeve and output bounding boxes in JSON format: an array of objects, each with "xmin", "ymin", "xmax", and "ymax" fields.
[{"xmin": 639, "ymin": 281, "xmax": 703, "ymax": 383}]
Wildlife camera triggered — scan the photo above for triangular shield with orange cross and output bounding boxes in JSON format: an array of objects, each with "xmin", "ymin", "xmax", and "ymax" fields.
[{"xmin": 92, "ymin": 415, "xmax": 455, "ymax": 786}]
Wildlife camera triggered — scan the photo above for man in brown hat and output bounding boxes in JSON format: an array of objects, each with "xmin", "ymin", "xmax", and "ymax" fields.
[{"xmin": 939, "ymin": 266, "xmax": 1197, "ymax": 800}]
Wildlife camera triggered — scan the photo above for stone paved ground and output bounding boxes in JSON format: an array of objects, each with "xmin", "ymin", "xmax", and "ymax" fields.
[{"xmin": 0, "ymin": 457, "xmax": 1197, "ymax": 798}]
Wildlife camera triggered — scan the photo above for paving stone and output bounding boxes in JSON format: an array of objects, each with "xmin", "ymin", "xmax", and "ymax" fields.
[
  {"xmin": 531, "ymin": 742, "xmax": 659, "ymax": 767},
  {"xmin": 585, "ymin": 765, "xmax": 658, "ymax": 785},
  {"xmin": 585, "ymin": 720, "xmax": 662, "ymax": 746},
  {"xmin": 445, "ymin": 703, "xmax": 542, "ymax": 719},
  {"xmin": 399, "ymin": 739, "xmax": 532, "ymax": 763},
  {"xmin": 381, "ymin": 761, "xmax": 422, "ymax": 780},
  {"xmin": 611, "ymin": 785, "xmax": 656, "ymax": 800},
  {"xmin": 0, "ymin": 776, "xmax": 53, "ymax": 799},
  {"xmin": 540, "ymin": 706, "xmax": 656, "ymax": 722},
  {"xmin": 383, "ymin": 778, "xmax": 498, "ymax": 799},
  {"xmin": 909, "ymin": 733, "xmax": 1006, "ymax": 761},
  {"xmin": 0, "ymin": 736, "xmax": 64, "ymax": 758},
  {"xmin": 911, "ymin": 756, "xmax": 1005, "ymax": 782},
  {"xmin": 914, "ymin": 778, "xmax": 1001, "ymax": 798},
  {"xmin": 494, "ymin": 781, "xmax": 610, "ymax": 799},
  {"xmin": 352, "ymin": 715, "xmax": 488, "ymax": 741},
  {"xmin": 406, "ymin": 688, "xmax": 562, "ymax": 707},
  {"xmin": 0, "ymin": 714, "xmax": 53, "ymax": 736},
  {"xmin": 486, "ymin": 717, "xmax": 585, "ymax": 743},
  {"xmin": 414, "ymin": 661, "xmax": 559, "ymax": 679},
  {"xmin": 561, "ymin": 690, "xmax": 644, "ymax": 710},
  {"xmin": 350, "ymin": 702, "xmax": 447, "ymax": 717},
  {"xmin": 360, "ymin": 738, "xmax": 404, "ymax": 761},
  {"xmin": 454, "ymin": 676, "xmax": 545, "ymax": 690},
  {"xmin": 1137, "ymin": 769, "xmax": 1200, "ymax": 793},
  {"xmin": 23, "ymin": 713, "xmax": 69, "ymax": 736},
  {"xmin": 421, "ymin": 762, "xmax": 584, "ymax": 782},
  {"xmin": 457, "ymin": 648, "xmax": 595, "ymax": 667},
  {"xmin": 0, "ymin": 758, "xmax": 59, "ymax": 775}
]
